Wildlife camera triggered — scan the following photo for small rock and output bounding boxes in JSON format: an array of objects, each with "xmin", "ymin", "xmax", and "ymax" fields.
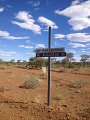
[
  {"xmin": 82, "ymin": 91, "xmax": 86, "ymax": 94},
  {"xmin": 9, "ymin": 105, "xmax": 13, "ymax": 108},
  {"xmin": 59, "ymin": 107, "xmax": 63, "ymax": 111},
  {"xmin": 62, "ymin": 104, "xmax": 68, "ymax": 107},
  {"xmin": 20, "ymin": 115, "xmax": 23, "ymax": 118},
  {"xmin": 75, "ymin": 90, "xmax": 81, "ymax": 93}
]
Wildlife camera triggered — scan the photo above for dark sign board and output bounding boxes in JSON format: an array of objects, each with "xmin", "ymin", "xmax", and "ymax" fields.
[
  {"xmin": 34, "ymin": 47, "xmax": 65, "ymax": 53},
  {"xmin": 36, "ymin": 52, "xmax": 66, "ymax": 57}
]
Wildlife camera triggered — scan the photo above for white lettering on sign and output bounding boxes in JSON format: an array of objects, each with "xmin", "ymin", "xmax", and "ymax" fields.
[
  {"xmin": 34, "ymin": 48, "xmax": 65, "ymax": 53},
  {"xmin": 42, "ymin": 67, "xmax": 46, "ymax": 74},
  {"xmin": 36, "ymin": 52, "xmax": 66, "ymax": 57}
]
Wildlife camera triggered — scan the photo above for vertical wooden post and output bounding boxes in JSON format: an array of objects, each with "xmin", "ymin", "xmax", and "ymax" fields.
[{"xmin": 48, "ymin": 27, "xmax": 51, "ymax": 106}]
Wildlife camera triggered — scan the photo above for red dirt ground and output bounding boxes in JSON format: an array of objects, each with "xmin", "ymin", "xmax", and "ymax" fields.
[{"xmin": 0, "ymin": 65, "xmax": 90, "ymax": 120}]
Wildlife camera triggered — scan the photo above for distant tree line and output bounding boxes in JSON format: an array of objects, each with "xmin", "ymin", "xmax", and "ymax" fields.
[{"xmin": 0, "ymin": 53, "xmax": 90, "ymax": 69}]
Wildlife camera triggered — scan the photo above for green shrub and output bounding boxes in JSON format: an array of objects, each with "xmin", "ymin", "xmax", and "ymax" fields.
[
  {"xmin": 22, "ymin": 76, "xmax": 40, "ymax": 89},
  {"xmin": 69, "ymin": 80, "xmax": 87, "ymax": 88}
]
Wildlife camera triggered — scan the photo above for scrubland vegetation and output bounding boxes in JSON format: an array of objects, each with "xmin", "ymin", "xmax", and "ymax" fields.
[
  {"xmin": 0, "ymin": 53, "xmax": 90, "ymax": 120},
  {"xmin": 0, "ymin": 53, "xmax": 89, "ymax": 71}
]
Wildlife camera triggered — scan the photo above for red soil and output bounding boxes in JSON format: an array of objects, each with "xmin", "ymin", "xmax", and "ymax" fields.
[{"xmin": 0, "ymin": 66, "xmax": 90, "ymax": 120}]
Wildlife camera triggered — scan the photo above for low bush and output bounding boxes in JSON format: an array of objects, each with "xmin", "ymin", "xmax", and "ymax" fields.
[
  {"xmin": 59, "ymin": 67, "xmax": 66, "ymax": 72},
  {"xmin": 21, "ymin": 76, "xmax": 40, "ymax": 89},
  {"xmin": 69, "ymin": 80, "xmax": 87, "ymax": 88}
]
